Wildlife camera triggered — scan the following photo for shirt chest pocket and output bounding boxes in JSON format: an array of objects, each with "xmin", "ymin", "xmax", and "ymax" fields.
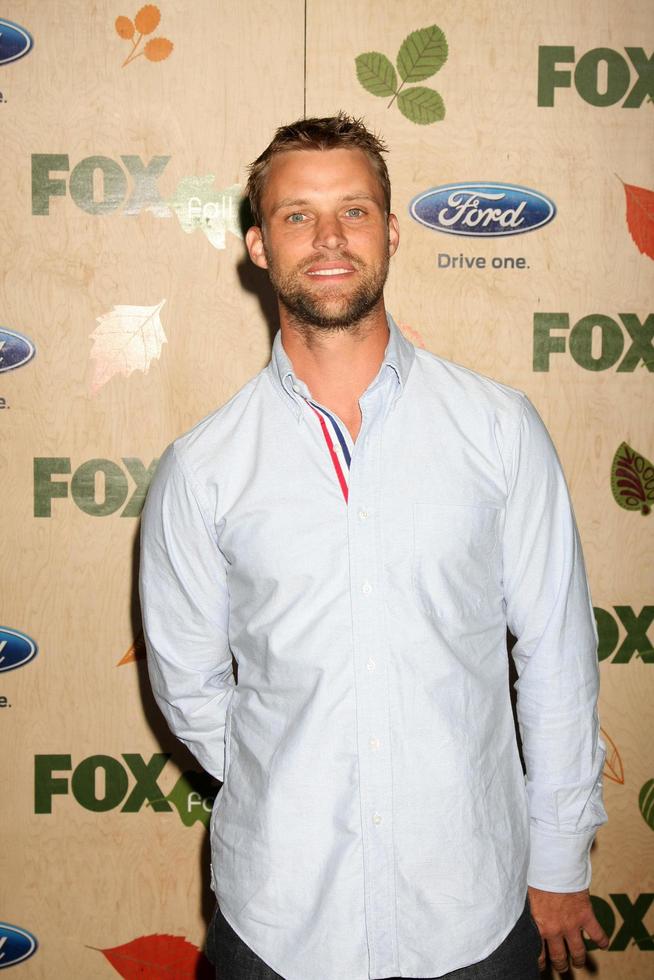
[{"xmin": 412, "ymin": 503, "xmax": 502, "ymax": 621}]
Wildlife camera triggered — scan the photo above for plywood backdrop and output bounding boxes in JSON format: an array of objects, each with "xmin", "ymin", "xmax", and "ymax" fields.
[{"xmin": 1, "ymin": 1, "xmax": 652, "ymax": 977}]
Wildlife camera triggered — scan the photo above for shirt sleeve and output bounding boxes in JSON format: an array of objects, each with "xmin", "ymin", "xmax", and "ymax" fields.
[
  {"xmin": 502, "ymin": 395, "xmax": 607, "ymax": 891},
  {"xmin": 139, "ymin": 443, "xmax": 234, "ymax": 781}
]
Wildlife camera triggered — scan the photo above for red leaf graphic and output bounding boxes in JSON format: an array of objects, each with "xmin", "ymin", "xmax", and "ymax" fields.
[
  {"xmin": 117, "ymin": 629, "xmax": 146, "ymax": 666},
  {"xmin": 399, "ymin": 322, "xmax": 427, "ymax": 349},
  {"xmin": 96, "ymin": 934, "xmax": 213, "ymax": 979},
  {"xmin": 619, "ymin": 178, "xmax": 654, "ymax": 261},
  {"xmin": 601, "ymin": 727, "xmax": 624, "ymax": 785}
]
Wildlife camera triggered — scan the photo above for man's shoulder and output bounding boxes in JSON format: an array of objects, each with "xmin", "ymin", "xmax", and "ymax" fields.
[
  {"xmin": 412, "ymin": 345, "xmax": 527, "ymax": 416},
  {"xmin": 168, "ymin": 367, "xmax": 269, "ymax": 471}
]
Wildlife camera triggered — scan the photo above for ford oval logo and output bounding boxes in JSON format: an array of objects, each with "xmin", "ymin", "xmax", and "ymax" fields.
[
  {"xmin": 0, "ymin": 627, "xmax": 38, "ymax": 673},
  {"xmin": 409, "ymin": 182, "xmax": 556, "ymax": 237},
  {"xmin": 0, "ymin": 328, "xmax": 36, "ymax": 373},
  {"xmin": 0, "ymin": 19, "xmax": 34, "ymax": 66},
  {"xmin": 0, "ymin": 922, "xmax": 38, "ymax": 967}
]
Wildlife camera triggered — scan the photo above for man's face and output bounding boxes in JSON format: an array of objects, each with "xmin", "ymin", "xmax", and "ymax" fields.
[{"xmin": 246, "ymin": 147, "xmax": 399, "ymax": 331}]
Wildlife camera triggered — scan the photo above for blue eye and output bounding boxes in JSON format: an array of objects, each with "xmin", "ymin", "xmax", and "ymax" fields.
[
  {"xmin": 345, "ymin": 208, "xmax": 364, "ymax": 218},
  {"xmin": 288, "ymin": 213, "xmax": 305, "ymax": 223}
]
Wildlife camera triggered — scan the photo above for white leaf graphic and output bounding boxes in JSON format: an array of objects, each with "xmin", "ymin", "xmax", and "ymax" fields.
[
  {"xmin": 168, "ymin": 176, "xmax": 243, "ymax": 249},
  {"xmin": 89, "ymin": 300, "xmax": 167, "ymax": 393}
]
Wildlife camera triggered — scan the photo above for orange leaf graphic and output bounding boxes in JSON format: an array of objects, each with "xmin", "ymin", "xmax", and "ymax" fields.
[
  {"xmin": 97, "ymin": 934, "xmax": 213, "ymax": 979},
  {"xmin": 134, "ymin": 4, "xmax": 161, "ymax": 35},
  {"xmin": 601, "ymin": 727, "xmax": 625, "ymax": 785},
  {"xmin": 620, "ymin": 178, "xmax": 654, "ymax": 261},
  {"xmin": 117, "ymin": 631, "xmax": 146, "ymax": 666},
  {"xmin": 115, "ymin": 15, "xmax": 135, "ymax": 39},
  {"xmin": 144, "ymin": 37, "xmax": 173, "ymax": 62}
]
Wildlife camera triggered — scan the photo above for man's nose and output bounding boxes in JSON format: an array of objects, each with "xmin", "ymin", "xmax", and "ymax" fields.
[{"xmin": 312, "ymin": 214, "xmax": 347, "ymax": 250}]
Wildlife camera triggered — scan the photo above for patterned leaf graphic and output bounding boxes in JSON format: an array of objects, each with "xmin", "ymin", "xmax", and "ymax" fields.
[
  {"xmin": 397, "ymin": 25, "xmax": 448, "ymax": 83},
  {"xmin": 619, "ymin": 178, "xmax": 654, "ymax": 261},
  {"xmin": 117, "ymin": 630, "xmax": 146, "ymax": 666},
  {"xmin": 398, "ymin": 87, "xmax": 445, "ymax": 125},
  {"xmin": 144, "ymin": 37, "xmax": 173, "ymax": 62},
  {"xmin": 134, "ymin": 4, "xmax": 161, "ymax": 35},
  {"xmin": 600, "ymin": 727, "xmax": 624, "ymax": 784},
  {"xmin": 115, "ymin": 16, "xmax": 135, "ymax": 39},
  {"xmin": 95, "ymin": 934, "xmax": 213, "ymax": 979},
  {"xmin": 355, "ymin": 52, "xmax": 397, "ymax": 97},
  {"xmin": 169, "ymin": 177, "xmax": 243, "ymax": 250},
  {"xmin": 89, "ymin": 300, "xmax": 167, "ymax": 393},
  {"xmin": 165, "ymin": 770, "xmax": 218, "ymax": 828},
  {"xmin": 610, "ymin": 441, "xmax": 654, "ymax": 516},
  {"xmin": 639, "ymin": 778, "xmax": 654, "ymax": 831}
]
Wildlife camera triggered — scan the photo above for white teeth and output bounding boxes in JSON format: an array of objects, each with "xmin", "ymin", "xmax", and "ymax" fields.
[{"xmin": 308, "ymin": 268, "xmax": 350, "ymax": 276}]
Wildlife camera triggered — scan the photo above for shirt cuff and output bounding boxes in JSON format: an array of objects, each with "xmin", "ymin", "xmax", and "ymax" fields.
[{"xmin": 527, "ymin": 823, "xmax": 595, "ymax": 892}]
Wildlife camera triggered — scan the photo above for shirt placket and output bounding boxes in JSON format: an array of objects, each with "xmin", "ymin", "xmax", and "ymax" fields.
[{"xmin": 347, "ymin": 383, "xmax": 399, "ymax": 979}]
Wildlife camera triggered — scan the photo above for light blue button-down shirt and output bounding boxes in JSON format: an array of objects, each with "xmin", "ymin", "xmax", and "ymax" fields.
[{"xmin": 140, "ymin": 314, "xmax": 606, "ymax": 980}]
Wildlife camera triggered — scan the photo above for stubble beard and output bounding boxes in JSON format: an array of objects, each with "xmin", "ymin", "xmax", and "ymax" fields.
[{"xmin": 264, "ymin": 243, "xmax": 390, "ymax": 334}]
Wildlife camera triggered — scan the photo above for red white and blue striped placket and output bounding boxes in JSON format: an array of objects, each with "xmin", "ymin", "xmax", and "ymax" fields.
[{"xmin": 305, "ymin": 400, "xmax": 352, "ymax": 504}]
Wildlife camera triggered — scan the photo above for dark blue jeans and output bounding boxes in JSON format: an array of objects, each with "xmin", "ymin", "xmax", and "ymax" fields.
[{"xmin": 206, "ymin": 898, "xmax": 541, "ymax": 979}]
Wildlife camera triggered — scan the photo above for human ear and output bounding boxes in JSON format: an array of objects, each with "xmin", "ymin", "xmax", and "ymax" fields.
[
  {"xmin": 245, "ymin": 226, "xmax": 268, "ymax": 269},
  {"xmin": 388, "ymin": 213, "xmax": 400, "ymax": 257}
]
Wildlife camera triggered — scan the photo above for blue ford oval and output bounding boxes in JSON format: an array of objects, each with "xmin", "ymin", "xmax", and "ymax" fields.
[
  {"xmin": 409, "ymin": 182, "xmax": 556, "ymax": 237},
  {"xmin": 0, "ymin": 328, "xmax": 36, "ymax": 373},
  {"xmin": 0, "ymin": 627, "xmax": 38, "ymax": 673},
  {"xmin": 0, "ymin": 19, "xmax": 33, "ymax": 65},
  {"xmin": 0, "ymin": 922, "xmax": 38, "ymax": 967}
]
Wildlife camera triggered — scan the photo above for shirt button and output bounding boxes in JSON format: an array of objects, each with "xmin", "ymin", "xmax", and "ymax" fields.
[
  {"xmin": 366, "ymin": 658, "xmax": 376, "ymax": 672},
  {"xmin": 369, "ymin": 736, "xmax": 381, "ymax": 751},
  {"xmin": 362, "ymin": 580, "xmax": 372, "ymax": 595},
  {"xmin": 372, "ymin": 812, "xmax": 382, "ymax": 826},
  {"xmin": 358, "ymin": 509, "xmax": 369, "ymax": 520}
]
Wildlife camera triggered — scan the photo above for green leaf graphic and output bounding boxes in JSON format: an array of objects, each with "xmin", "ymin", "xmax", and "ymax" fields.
[
  {"xmin": 610, "ymin": 441, "xmax": 654, "ymax": 515},
  {"xmin": 168, "ymin": 176, "xmax": 242, "ymax": 250},
  {"xmin": 397, "ymin": 25, "xmax": 448, "ymax": 83},
  {"xmin": 639, "ymin": 779, "xmax": 654, "ymax": 831},
  {"xmin": 397, "ymin": 87, "xmax": 445, "ymax": 125},
  {"xmin": 166, "ymin": 770, "xmax": 218, "ymax": 828},
  {"xmin": 355, "ymin": 52, "xmax": 397, "ymax": 97}
]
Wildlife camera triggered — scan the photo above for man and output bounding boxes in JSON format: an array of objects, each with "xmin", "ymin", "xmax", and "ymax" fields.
[{"xmin": 140, "ymin": 113, "xmax": 608, "ymax": 980}]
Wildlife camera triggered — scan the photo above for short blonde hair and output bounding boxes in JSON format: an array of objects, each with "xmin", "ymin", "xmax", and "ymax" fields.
[{"xmin": 246, "ymin": 112, "xmax": 391, "ymax": 227}]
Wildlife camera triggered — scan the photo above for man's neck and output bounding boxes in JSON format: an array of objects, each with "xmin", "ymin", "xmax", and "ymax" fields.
[{"xmin": 279, "ymin": 304, "xmax": 390, "ymax": 441}]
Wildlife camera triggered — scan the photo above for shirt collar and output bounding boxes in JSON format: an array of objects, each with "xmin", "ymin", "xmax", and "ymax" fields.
[
  {"xmin": 268, "ymin": 312, "xmax": 416, "ymax": 418},
  {"xmin": 379, "ymin": 312, "xmax": 416, "ymax": 394}
]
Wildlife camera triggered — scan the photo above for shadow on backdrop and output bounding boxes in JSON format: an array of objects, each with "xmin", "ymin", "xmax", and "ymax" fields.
[{"xmin": 236, "ymin": 195, "xmax": 279, "ymax": 348}]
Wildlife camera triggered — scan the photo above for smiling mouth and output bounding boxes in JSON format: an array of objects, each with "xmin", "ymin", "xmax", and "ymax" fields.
[
  {"xmin": 305, "ymin": 261, "xmax": 357, "ymax": 278},
  {"xmin": 307, "ymin": 268, "xmax": 352, "ymax": 277}
]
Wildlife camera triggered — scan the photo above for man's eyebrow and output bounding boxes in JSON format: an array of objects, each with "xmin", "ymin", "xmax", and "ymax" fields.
[
  {"xmin": 341, "ymin": 193, "xmax": 379, "ymax": 204},
  {"xmin": 270, "ymin": 198, "xmax": 310, "ymax": 216},
  {"xmin": 270, "ymin": 192, "xmax": 380, "ymax": 216}
]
